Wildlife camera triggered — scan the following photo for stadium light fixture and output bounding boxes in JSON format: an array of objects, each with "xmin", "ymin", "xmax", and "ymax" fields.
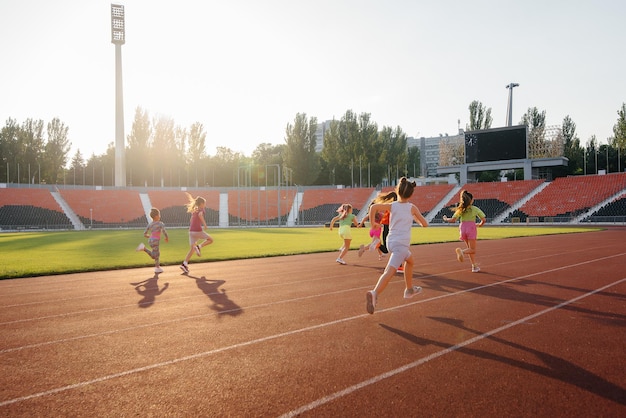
[
  {"xmin": 505, "ymin": 83, "xmax": 519, "ymax": 127},
  {"xmin": 111, "ymin": 4, "xmax": 125, "ymax": 45},
  {"xmin": 111, "ymin": 4, "xmax": 126, "ymax": 187}
]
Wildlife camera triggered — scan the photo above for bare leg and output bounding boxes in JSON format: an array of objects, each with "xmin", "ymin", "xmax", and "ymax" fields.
[
  {"xmin": 184, "ymin": 245, "xmax": 195, "ymax": 264},
  {"xmin": 462, "ymin": 239, "xmax": 477, "ymax": 265},
  {"xmin": 373, "ymin": 265, "xmax": 397, "ymax": 295},
  {"xmin": 403, "ymin": 255, "xmax": 414, "ymax": 290},
  {"xmin": 339, "ymin": 239, "xmax": 351, "ymax": 259},
  {"xmin": 200, "ymin": 236, "xmax": 214, "ymax": 248}
]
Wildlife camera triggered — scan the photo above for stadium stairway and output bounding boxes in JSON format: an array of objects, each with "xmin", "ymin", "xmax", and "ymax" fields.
[
  {"xmin": 426, "ymin": 185, "xmax": 461, "ymax": 224},
  {"xmin": 492, "ymin": 181, "xmax": 550, "ymax": 224},
  {"xmin": 287, "ymin": 191, "xmax": 304, "ymax": 226},
  {"xmin": 572, "ymin": 189, "xmax": 626, "ymax": 223},
  {"xmin": 356, "ymin": 190, "xmax": 383, "ymax": 223},
  {"xmin": 139, "ymin": 193, "xmax": 153, "ymax": 222},
  {"xmin": 51, "ymin": 190, "xmax": 84, "ymax": 230},
  {"xmin": 219, "ymin": 192, "xmax": 229, "ymax": 227}
]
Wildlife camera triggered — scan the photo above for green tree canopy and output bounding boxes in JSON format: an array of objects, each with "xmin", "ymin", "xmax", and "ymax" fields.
[{"xmin": 467, "ymin": 100, "xmax": 493, "ymax": 131}]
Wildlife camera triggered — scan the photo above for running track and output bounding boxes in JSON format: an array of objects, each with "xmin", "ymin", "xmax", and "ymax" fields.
[{"xmin": 1, "ymin": 227, "xmax": 625, "ymax": 417}]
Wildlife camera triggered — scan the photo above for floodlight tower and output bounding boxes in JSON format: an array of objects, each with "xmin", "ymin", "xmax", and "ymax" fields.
[
  {"xmin": 505, "ymin": 83, "xmax": 519, "ymax": 127},
  {"xmin": 111, "ymin": 4, "xmax": 126, "ymax": 187}
]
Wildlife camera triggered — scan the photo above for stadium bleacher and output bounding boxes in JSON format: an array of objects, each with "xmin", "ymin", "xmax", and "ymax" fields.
[
  {"xmin": 298, "ymin": 188, "xmax": 374, "ymax": 225},
  {"xmin": 148, "ymin": 190, "xmax": 221, "ymax": 227},
  {"xmin": 515, "ymin": 173, "xmax": 626, "ymax": 222},
  {"xmin": 0, "ymin": 188, "xmax": 72, "ymax": 229},
  {"xmin": 0, "ymin": 174, "xmax": 625, "ymax": 231},
  {"xmin": 432, "ymin": 179, "xmax": 545, "ymax": 221},
  {"xmin": 59, "ymin": 189, "xmax": 146, "ymax": 228},
  {"xmin": 228, "ymin": 189, "xmax": 296, "ymax": 226}
]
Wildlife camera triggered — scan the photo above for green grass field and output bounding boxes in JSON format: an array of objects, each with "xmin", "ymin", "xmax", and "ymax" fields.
[{"xmin": 0, "ymin": 226, "xmax": 601, "ymax": 279}]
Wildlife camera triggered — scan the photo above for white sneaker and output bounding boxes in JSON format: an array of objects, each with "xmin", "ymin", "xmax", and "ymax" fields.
[
  {"xmin": 194, "ymin": 245, "xmax": 201, "ymax": 257},
  {"xmin": 366, "ymin": 291, "xmax": 376, "ymax": 314},
  {"xmin": 404, "ymin": 286, "xmax": 422, "ymax": 299},
  {"xmin": 472, "ymin": 265, "xmax": 481, "ymax": 273},
  {"xmin": 154, "ymin": 267, "xmax": 164, "ymax": 274},
  {"xmin": 336, "ymin": 258, "xmax": 346, "ymax": 265},
  {"xmin": 179, "ymin": 263, "xmax": 189, "ymax": 274},
  {"xmin": 136, "ymin": 243, "xmax": 145, "ymax": 251}
]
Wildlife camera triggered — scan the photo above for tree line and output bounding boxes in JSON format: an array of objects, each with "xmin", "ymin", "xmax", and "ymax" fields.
[{"xmin": 1, "ymin": 102, "xmax": 625, "ymax": 187}]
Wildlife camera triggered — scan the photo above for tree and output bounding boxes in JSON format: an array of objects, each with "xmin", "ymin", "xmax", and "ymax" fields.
[
  {"xmin": 186, "ymin": 122, "xmax": 207, "ymax": 187},
  {"xmin": 211, "ymin": 146, "xmax": 243, "ymax": 187},
  {"xmin": 355, "ymin": 112, "xmax": 381, "ymax": 187},
  {"xmin": 0, "ymin": 118, "xmax": 21, "ymax": 183},
  {"xmin": 585, "ymin": 135, "xmax": 598, "ymax": 175},
  {"xmin": 252, "ymin": 143, "xmax": 283, "ymax": 166},
  {"xmin": 152, "ymin": 115, "xmax": 177, "ymax": 186},
  {"xmin": 407, "ymin": 146, "xmax": 420, "ymax": 178},
  {"xmin": 43, "ymin": 118, "xmax": 71, "ymax": 184},
  {"xmin": 612, "ymin": 103, "xmax": 626, "ymax": 172},
  {"xmin": 613, "ymin": 102, "xmax": 626, "ymax": 148},
  {"xmin": 378, "ymin": 126, "xmax": 408, "ymax": 184},
  {"xmin": 521, "ymin": 107, "xmax": 547, "ymax": 159},
  {"xmin": 561, "ymin": 115, "xmax": 583, "ymax": 175},
  {"xmin": 467, "ymin": 101, "xmax": 493, "ymax": 131},
  {"xmin": 187, "ymin": 122, "xmax": 207, "ymax": 164},
  {"xmin": 70, "ymin": 149, "xmax": 85, "ymax": 185},
  {"xmin": 284, "ymin": 113, "xmax": 320, "ymax": 186},
  {"xmin": 320, "ymin": 119, "xmax": 342, "ymax": 184},
  {"xmin": 18, "ymin": 119, "xmax": 45, "ymax": 184},
  {"xmin": 127, "ymin": 107, "xmax": 152, "ymax": 186}
]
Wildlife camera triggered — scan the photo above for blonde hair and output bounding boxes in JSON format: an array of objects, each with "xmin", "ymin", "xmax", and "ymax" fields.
[
  {"xmin": 374, "ymin": 190, "xmax": 397, "ymax": 204},
  {"xmin": 185, "ymin": 192, "xmax": 206, "ymax": 213},
  {"xmin": 336, "ymin": 203, "xmax": 352, "ymax": 220}
]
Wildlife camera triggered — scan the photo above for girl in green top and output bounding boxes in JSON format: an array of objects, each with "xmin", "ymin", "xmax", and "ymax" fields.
[
  {"xmin": 443, "ymin": 190, "xmax": 486, "ymax": 272},
  {"xmin": 329, "ymin": 203, "xmax": 359, "ymax": 265}
]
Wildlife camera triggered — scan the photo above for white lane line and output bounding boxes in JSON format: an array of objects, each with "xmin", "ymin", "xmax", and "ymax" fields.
[
  {"xmin": 1, "ymin": 252, "xmax": 623, "ymax": 353},
  {"xmin": 278, "ymin": 277, "xmax": 626, "ymax": 418},
  {"xmin": 0, "ymin": 262, "xmax": 623, "ymax": 408}
]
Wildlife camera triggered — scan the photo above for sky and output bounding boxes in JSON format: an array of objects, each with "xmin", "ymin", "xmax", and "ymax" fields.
[{"xmin": 1, "ymin": 0, "xmax": 625, "ymax": 160}]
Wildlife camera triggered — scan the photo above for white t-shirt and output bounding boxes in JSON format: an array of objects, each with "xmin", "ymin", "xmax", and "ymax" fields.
[{"xmin": 387, "ymin": 201, "xmax": 415, "ymax": 247}]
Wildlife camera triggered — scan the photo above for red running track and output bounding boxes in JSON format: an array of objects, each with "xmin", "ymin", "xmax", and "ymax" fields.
[{"xmin": 1, "ymin": 227, "xmax": 625, "ymax": 417}]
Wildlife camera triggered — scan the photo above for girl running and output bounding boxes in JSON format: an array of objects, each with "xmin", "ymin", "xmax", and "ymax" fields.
[
  {"xmin": 365, "ymin": 178, "xmax": 428, "ymax": 314},
  {"xmin": 443, "ymin": 189, "xmax": 486, "ymax": 272},
  {"xmin": 180, "ymin": 193, "xmax": 213, "ymax": 274}
]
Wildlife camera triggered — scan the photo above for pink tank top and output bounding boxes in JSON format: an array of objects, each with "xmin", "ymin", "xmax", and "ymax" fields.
[{"xmin": 189, "ymin": 209, "xmax": 204, "ymax": 231}]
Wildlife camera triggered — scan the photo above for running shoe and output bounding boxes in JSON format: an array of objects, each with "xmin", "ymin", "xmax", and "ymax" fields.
[
  {"xmin": 366, "ymin": 291, "xmax": 376, "ymax": 314},
  {"xmin": 154, "ymin": 267, "xmax": 164, "ymax": 274},
  {"xmin": 472, "ymin": 265, "xmax": 481, "ymax": 273},
  {"xmin": 455, "ymin": 248, "xmax": 464, "ymax": 262},
  {"xmin": 358, "ymin": 244, "xmax": 365, "ymax": 257},
  {"xmin": 404, "ymin": 285, "xmax": 422, "ymax": 299},
  {"xmin": 135, "ymin": 243, "xmax": 145, "ymax": 251},
  {"xmin": 336, "ymin": 258, "xmax": 346, "ymax": 265},
  {"xmin": 179, "ymin": 263, "xmax": 189, "ymax": 274},
  {"xmin": 194, "ymin": 245, "xmax": 201, "ymax": 257},
  {"xmin": 397, "ymin": 265, "xmax": 405, "ymax": 274}
]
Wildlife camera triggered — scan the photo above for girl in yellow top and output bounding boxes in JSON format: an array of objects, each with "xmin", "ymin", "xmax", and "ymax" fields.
[
  {"xmin": 329, "ymin": 203, "xmax": 359, "ymax": 265},
  {"xmin": 443, "ymin": 190, "xmax": 486, "ymax": 272}
]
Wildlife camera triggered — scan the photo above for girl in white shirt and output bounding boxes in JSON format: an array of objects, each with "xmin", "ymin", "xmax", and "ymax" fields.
[{"xmin": 365, "ymin": 177, "xmax": 428, "ymax": 314}]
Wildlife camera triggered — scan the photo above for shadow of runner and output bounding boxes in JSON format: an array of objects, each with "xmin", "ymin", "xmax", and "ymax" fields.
[
  {"xmin": 379, "ymin": 320, "xmax": 626, "ymax": 405},
  {"xmin": 186, "ymin": 274, "xmax": 243, "ymax": 317},
  {"xmin": 130, "ymin": 275, "xmax": 169, "ymax": 308}
]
